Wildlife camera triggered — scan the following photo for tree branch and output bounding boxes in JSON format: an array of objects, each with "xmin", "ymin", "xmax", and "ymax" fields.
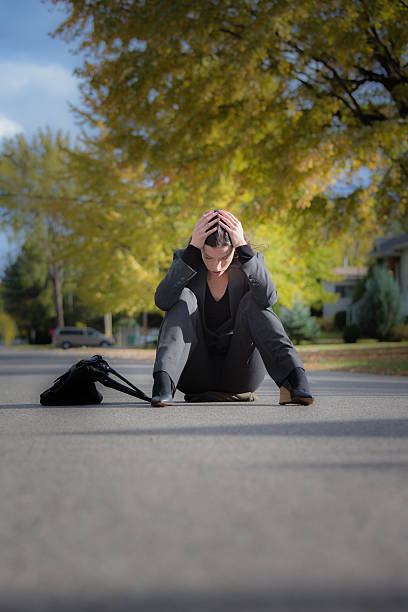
[
  {"xmin": 291, "ymin": 52, "xmax": 389, "ymax": 124},
  {"xmin": 369, "ymin": 25, "xmax": 406, "ymax": 81},
  {"xmin": 219, "ymin": 28, "xmax": 243, "ymax": 40},
  {"xmin": 310, "ymin": 55, "xmax": 377, "ymax": 123}
]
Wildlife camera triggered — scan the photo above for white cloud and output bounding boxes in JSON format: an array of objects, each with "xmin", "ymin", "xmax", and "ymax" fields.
[
  {"xmin": 0, "ymin": 59, "xmax": 82, "ymax": 138},
  {"xmin": 0, "ymin": 113, "xmax": 23, "ymax": 139},
  {"xmin": 0, "ymin": 60, "xmax": 78, "ymax": 97}
]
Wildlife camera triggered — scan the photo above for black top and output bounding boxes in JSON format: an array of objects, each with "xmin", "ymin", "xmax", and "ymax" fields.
[
  {"xmin": 181, "ymin": 243, "xmax": 256, "ymax": 332},
  {"xmin": 204, "ymin": 285, "xmax": 231, "ymax": 331}
]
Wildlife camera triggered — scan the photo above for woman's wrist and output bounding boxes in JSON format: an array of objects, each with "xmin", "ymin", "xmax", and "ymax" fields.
[
  {"xmin": 190, "ymin": 239, "xmax": 202, "ymax": 249},
  {"xmin": 181, "ymin": 244, "xmax": 202, "ymax": 269},
  {"xmin": 235, "ymin": 244, "xmax": 255, "ymax": 263}
]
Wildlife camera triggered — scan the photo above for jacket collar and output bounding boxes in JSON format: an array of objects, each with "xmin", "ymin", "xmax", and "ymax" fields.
[{"xmin": 191, "ymin": 259, "xmax": 245, "ymax": 320}]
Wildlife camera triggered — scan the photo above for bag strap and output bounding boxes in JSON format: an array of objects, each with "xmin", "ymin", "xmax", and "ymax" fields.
[
  {"xmin": 88, "ymin": 363, "xmax": 151, "ymax": 403},
  {"xmin": 93, "ymin": 371, "xmax": 151, "ymax": 402}
]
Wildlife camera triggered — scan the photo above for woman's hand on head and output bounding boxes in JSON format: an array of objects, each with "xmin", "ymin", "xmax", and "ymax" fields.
[
  {"xmin": 190, "ymin": 210, "xmax": 219, "ymax": 249},
  {"xmin": 217, "ymin": 210, "xmax": 247, "ymax": 247}
]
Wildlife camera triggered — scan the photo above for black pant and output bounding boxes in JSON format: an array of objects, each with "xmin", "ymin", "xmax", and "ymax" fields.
[{"xmin": 153, "ymin": 288, "xmax": 304, "ymax": 394}]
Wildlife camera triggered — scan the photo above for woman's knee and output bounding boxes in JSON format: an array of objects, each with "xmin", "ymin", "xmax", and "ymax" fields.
[
  {"xmin": 238, "ymin": 291, "xmax": 274, "ymax": 316},
  {"xmin": 178, "ymin": 287, "xmax": 198, "ymax": 314},
  {"xmin": 159, "ymin": 288, "xmax": 200, "ymax": 340},
  {"xmin": 163, "ymin": 288, "xmax": 198, "ymax": 321},
  {"xmin": 236, "ymin": 292, "xmax": 289, "ymax": 337}
]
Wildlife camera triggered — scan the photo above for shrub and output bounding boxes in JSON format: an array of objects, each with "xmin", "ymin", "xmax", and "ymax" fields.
[
  {"xmin": 318, "ymin": 316, "xmax": 335, "ymax": 332},
  {"xmin": 283, "ymin": 301, "xmax": 321, "ymax": 344},
  {"xmin": 391, "ymin": 323, "xmax": 408, "ymax": 342},
  {"xmin": 0, "ymin": 311, "xmax": 18, "ymax": 345},
  {"xmin": 357, "ymin": 264, "xmax": 403, "ymax": 340},
  {"xmin": 352, "ymin": 276, "xmax": 367, "ymax": 304},
  {"xmin": 334, "ymin": 310, "xmax": 347, "ymax": 331},
  {"xmin": 343, "ymin": 324, "xmax": 360, "ymax": 343}
]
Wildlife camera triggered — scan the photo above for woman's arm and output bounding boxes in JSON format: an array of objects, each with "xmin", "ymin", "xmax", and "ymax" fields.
[
  {"xmin": 154, "ymin": 249, "xmax": 198, "ymax": 311},
  {"xmin": 218, "ymin": 210, "xmax": 278, "ymax": 307},
  {"xmin": 240, "ymin": 251, "xmax": 278, "ymax": 308},
  {"xmin": 155, "ymin": 211, "xmax": 218, "ymax": 311}
]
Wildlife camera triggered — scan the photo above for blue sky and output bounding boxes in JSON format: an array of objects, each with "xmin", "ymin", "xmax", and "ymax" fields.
[
  {"xmin": 0, "ymin": 0, "xmax": 83, "ymax": 271},
  {"xmin": 0, "ymin": 0, "xmax": 82, "ymax": 139}
]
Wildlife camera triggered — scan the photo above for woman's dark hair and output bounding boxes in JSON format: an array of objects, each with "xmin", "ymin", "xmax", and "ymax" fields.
[
  {"xmin": 205, "ymin": 224, "xmax": 232, "ymax": 247},
  {"xmin": 187, "ymin": 211, "xmax": 252, "ymax": 251}
]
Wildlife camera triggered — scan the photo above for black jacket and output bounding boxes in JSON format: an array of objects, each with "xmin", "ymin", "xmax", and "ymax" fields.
[{"xmin": 155, "ymin": 248, "xmax": 278, "ymax": 317}]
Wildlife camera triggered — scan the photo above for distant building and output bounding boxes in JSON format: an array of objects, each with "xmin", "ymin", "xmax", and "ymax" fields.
[
  {"xmin": 322, "ymin": 266, "xmax": 367, "ymax": 318},
  {"xmin": 322, "ymin": 233, "xmax": 408, "ymax": 322},
  {"xmin": 370, "ymin": 233, "xmax": 408, "ymax": 317}
]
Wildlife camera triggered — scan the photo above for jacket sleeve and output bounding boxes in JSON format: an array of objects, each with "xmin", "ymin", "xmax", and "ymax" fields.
[
  {"xmin": 240, "ymin": 251, "xmax": 278, "ymax": 307},
  {"xmin": 154, "ymin": 249, "xmax": 198, "ymax": 311}
]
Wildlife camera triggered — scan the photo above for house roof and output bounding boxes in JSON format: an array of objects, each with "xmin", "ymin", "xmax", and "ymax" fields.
[{"xmin": 371, "ymin": 233, "xmax": 408, "ymax": 258}]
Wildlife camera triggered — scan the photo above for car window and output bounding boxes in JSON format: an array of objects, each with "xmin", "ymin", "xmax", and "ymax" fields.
[{"xmin": 60, "ymin": 329, "xmax": 84, "ymax": 335}]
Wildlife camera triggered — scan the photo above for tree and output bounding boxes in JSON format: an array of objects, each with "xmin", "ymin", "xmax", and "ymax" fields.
[
  {"xmin": 60, "ymin": 140, "xmax": 176, "ymax": 314},
  {"xmin": 1, "ymin": 243, "xmax": 55, "ymax": 343},
  {"xmin": 249, "ymin": 217, "xmax": 340, "ymax": 308},
  {"xmin": 356, "ymin": 263, "xmax": 403, "ymax": 340},
  {"xmin": 0, "ymin": 129, "xmax": 82, "ymax": 327},
  {"xmin": 282, "ymin": 301, "xmax": 320, "ymax": 344},
  {"xmin": 0, "ymin": 127, "xmax": 189, "ymax": 321},
  {"xmin": 0, "ymin": 237, "xmax": 120, "ymax": 341},
  {"xmin": 52, "ymin": 0, "xmax": 408, "ymax": 233},
  {"xmin": 0, "ymin": 307, "xmax": 17, "ymax": 345}
]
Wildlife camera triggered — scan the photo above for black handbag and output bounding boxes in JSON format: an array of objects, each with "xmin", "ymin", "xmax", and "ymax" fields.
[{"xmin": 40, "ymin": 354, "xmax": 151, "ymax": 405}]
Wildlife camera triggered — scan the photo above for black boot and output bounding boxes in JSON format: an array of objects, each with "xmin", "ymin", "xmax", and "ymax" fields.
[
  {"xmin": 151, "ymin": 370, "xmax": 175, "ymax": 407},
  {"xmin": 279, "ymin": 367, "xmax": 314, "ymax": 406}
]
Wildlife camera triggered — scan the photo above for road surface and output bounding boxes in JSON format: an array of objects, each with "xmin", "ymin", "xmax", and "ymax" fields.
[{"xmin": 1, "ymin": 347, "xmax": 407, "ymax": 611}]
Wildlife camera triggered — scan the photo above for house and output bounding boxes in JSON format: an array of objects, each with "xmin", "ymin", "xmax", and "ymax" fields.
[
  {"xmin": 370, "ymin": 233, "xmax": 408, "ymax": 317},
  {"xmin": 322, "ymin": 265, "xmax": 367, "ymax": 318}
]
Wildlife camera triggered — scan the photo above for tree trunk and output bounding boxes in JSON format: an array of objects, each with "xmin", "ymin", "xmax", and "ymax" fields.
[
  {"xmin": 49, "ymin": 262, "xmax": 64, "ymax": 328},
  {"xmin": 104, "ymin": 312, "xmax": 113, "ymax": 337},
  {"xmin": 142, "ymin": 311, "xmax": 148, "ymax": 348}
]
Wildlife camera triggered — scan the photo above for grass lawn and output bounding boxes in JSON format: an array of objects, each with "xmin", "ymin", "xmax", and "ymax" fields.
[{"xmin": 298, "ymin": 341, "xmax": 408, "ymax": 376}]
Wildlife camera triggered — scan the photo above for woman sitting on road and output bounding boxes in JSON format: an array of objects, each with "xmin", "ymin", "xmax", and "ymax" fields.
[{"xmin": 151, "ymin": 209, "xmax": 313, "ymax": 407}]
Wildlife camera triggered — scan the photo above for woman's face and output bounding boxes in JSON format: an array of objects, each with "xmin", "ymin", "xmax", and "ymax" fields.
[{"xmin": 202, "ymin": 244, "xmax": 235, "ymax": 277}]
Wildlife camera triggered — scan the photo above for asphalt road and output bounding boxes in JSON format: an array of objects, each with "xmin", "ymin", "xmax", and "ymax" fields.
[{"xmin": 1, "ymin": 347, "xmax": 408, "ymax": 612}]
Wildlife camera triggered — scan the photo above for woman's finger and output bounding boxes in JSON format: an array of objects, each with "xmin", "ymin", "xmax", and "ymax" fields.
[
  {"xmin": 202, "ymin": 211, "xmax": 218, "ymax": 224},
  {"xmin": 218, "ymin": 216, "xmax": 246, "ymax": 247},
  {"xmin": 218, "ymin": 219, "xmax": 233, "ymax": 230},
  {"xmin": 196, "ymin": 214, "xmax": 216, "ymax": 233},
  {"xmin": 218, "ymin": 210, "xmax": 239, "ymax": 226},
  {"xmin": 204, "ymin": 212, "xmax": 219, "ymax": 226},
  {"xmin": 218, "ymin": 209, "xmax": 235, "ymax": 218}
]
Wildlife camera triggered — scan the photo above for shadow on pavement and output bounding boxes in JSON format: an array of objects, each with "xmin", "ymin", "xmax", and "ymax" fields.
[
  {"xmin": 245, "ymin": 461, "xmax": 408, "ymax": 471},
  {"xmin": 2, "ymin": 586, "xmax": 407, "ymax": 612},
  {"xmin": 0, "ymin": 402, "xmax": 150, "ymax": 411},
  {"xmin": 23, "ymin": 418, "xmax": 408, "ymax": 438}
]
